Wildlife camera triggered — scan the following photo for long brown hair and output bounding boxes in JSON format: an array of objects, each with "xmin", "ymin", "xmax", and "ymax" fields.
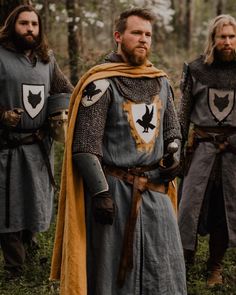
[
  {"xmin": 0, "ymin": 4, "xmax": 50, "ymax": 63},
  {"xmin": 204, "ymin": 14, "xmax": 236, "ymax": 64}
]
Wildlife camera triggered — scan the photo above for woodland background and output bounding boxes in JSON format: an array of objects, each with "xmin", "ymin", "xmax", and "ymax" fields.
[{"xmin": 0, "ymin": 0, "xmax": 236, "ymax": 294}]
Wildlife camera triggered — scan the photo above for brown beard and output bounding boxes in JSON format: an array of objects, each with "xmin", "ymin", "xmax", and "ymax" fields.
[
  {"xmin": 215, "ymin": 48, "xmax": 236, "ymax": 62},
  {"xmin": 121, "ymin": 43, "xmax": 150, "ymax": 66},
  {"xmin": 13, "ymin": 31, "xmax": 40, "ymax": 51}
]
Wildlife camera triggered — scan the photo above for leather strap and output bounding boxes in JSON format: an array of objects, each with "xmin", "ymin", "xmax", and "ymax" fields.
[
  {"xmin": 104, "ymin": 166, "xmax": 167, "ymax": 194},
  {"xmin": 104, "ymin": 165, "xmax": 166, "ymax": 288}
]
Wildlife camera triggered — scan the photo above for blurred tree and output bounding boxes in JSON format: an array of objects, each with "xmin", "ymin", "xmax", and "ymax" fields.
[
  {"xmin": 172, "ymin": 0, "xmax": 185, "ymax": 48},
  {"xmin": 0, "ymin": 0, "xmax": 32, "ymax": 26},
  {"xmin": 216, "ymin": 0, "xmax": 224, "ymax": 15},
  {"xmin": 66, "ymin": 0, "xmax": 79, "ymax": 86},
  {"xmin": 184, "ymin": 0, "xmax": 193, "ymax": 51},
  {"xmin": 42, "ymin": 0, "xmax": 49, "ymax": 35}
]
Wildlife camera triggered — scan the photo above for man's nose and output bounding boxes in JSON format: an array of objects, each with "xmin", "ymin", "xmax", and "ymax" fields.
[
  {"xmin": 139, "ymin": 34, "xmax": 147, "ymax": 43},
  {"xmin": 224, "ymin": 37, "xmax": 231, "ymax": 45},
  {"xmin": 27, "ymin": 24, "xmax": 33, "ymax": 32}
]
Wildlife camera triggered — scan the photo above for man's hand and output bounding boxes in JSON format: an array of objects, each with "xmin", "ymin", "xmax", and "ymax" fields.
[
  {"xmin": 92, "ymin": 191, "xmax": 116, "ymax": 225},
  {"xmin": 1, "ymin": 108, "xmax": 24, "ymax": 128},
  {"xmin": 159, "ymin": 157, "xmax": 181, "ymax": 182}
]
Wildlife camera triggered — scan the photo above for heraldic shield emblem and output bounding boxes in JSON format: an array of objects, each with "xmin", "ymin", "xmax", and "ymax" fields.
[
  {"xmin": 81, "ymin": 79, "xmax": 110, "ymax": 107},
  {"xmin": 124, "ymin": 95, "xmax": 162, "ymax": 152},
  {"xmin": 208, "ymin": 88, "xmax": 235, "ymax": 123},
  {"xmin": 22, "ymin": 84, "xmax": 45, "ymax": 119}
]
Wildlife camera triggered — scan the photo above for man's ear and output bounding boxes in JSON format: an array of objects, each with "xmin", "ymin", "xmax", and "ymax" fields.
[{"xmin": 114, "ymin": 31, "xmax": 122, "ymax": 43}]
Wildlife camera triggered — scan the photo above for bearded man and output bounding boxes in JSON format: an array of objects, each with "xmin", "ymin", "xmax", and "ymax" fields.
[
  {"xmin": 0, "ymin": 4, "xmax": 73, "ymax": 280},
  {"xmin": 178, "ymin": 14, "xmax": 236, "ymax": 287},
  {"xmin": 50, "ymin": 7, "xmax": 187, "ymax": 295}
]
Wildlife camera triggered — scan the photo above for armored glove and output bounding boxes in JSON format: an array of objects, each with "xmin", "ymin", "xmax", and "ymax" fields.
[
  {"xmin": 1, "ymin": 108, "xmax": 24, "ymax": 128},
  {"xmin": 92, "ymin": 191, "xmax": 116, "ymax": 225},
  {"xmin": 159, "ymin": 156, "xmax": 181, "ymax": 182}
]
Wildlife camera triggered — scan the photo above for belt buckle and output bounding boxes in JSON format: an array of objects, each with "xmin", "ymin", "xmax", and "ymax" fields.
[{"xmin": 128, "ymin": 166, "xmax": 145, "ymax": 176}]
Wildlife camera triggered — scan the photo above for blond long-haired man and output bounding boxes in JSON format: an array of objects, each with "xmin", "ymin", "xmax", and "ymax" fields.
[{"xmin": 178, "ymin": 14, "xmax": 236, "ymax": 287}]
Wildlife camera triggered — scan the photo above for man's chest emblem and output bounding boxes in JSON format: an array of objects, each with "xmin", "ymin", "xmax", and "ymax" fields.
[
  {"xmin": 208, "ymin": 88, "xmax": 235, "ymax": 123},
  {"xmin": 136, "ymin": 105, "xmax": 155, "ymax": 133},
  {"xmin": 124, "ymin": 95, "xmax": 162, "ymax": 152},
  {"xmin": 22, "ymin": 84, "xmax": 45, "ymax": 118}
]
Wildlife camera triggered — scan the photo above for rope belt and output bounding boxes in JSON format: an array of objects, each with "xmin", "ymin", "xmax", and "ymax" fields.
[
  {"xmin": 104, "ymin": 165, "xmax": 167, "ymax": 288},
  {"xmin": 1, "ymin": 129, "xmax": 55, "ymax": 228}
]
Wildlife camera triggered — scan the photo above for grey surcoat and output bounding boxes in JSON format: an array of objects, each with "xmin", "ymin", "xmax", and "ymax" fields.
[
  {"xmin": 0, "ymin": 45, "xmax": 72, "ymax": 233},
  {"xmin": 73, "ymin": 72, "xmax": 187, "ymax": 294},
  {"xmin": 178, "ymin": 56, "xmax": 236, "ymax": 250}
]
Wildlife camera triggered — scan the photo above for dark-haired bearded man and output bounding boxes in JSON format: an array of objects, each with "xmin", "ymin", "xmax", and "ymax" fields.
[{"xmin": 0, "ymin": 4, "xmax": 73, "ymax": 280}]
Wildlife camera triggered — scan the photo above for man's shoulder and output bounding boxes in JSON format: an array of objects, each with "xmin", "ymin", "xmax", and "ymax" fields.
[
  {"xmin": 0, "ymin": 44, "xmax": 10, "ymax": 53},
  {"xmin": 0, "ymin": 45, "xmax": 14, "ymax": 61},
  {"xmin": 188, "ymin": 55, "xmax": 204, "ymax": 70},
  {"xmin": 81, "ymin": 79, "xmax": 110, "ymax": 107}
]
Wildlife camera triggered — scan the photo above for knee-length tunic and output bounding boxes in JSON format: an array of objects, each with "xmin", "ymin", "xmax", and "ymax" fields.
[
  {"xmin": 178, "ymin": 56, "xmax": 236, "ymax": 250},
  {"xmin": 73, "ymin": 67, "xmax": 186, "ymax": 294},
  {"xmin": 0, "ymin": 45, "xmax": 73, "ymax": 233}
]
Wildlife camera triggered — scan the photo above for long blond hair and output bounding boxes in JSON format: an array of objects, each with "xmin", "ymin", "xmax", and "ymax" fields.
[{"xmin": 204, "ymin": 14, "xmax": 236, "ymax": 64}]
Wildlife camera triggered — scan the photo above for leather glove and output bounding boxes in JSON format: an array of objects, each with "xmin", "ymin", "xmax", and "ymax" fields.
[
  {"xmin": 159, "ymin": 156, "xmax": 181, "ymax": 182},
  {"xmin": 1, "ymin": 108, "xmax": 24, "ymax": 128},
  {"xmin": 92, "ymin": 191, "xmax": 116, "ymax": 225}
]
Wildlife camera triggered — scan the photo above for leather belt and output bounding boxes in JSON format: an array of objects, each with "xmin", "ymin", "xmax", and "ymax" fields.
[
  {"xmin": 194, "ymin": 126, "xmax": 236, "ymax": 154},
  {"xmin": 104, "ymin": 165, "xmax": 167, "ymax": 288}
]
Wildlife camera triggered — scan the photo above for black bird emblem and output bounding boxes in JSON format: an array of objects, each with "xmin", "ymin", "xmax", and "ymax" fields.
[
  {"xmin": 82, "ymin": 82, "xmax": 102, "ymax": 101},
  {"xmin": 136, "ymin": 105, "xmax": 155, "ymax": 133},
  {"xmin": 214, "ymin": 94, "xmax": 229, "ymax": 112}
]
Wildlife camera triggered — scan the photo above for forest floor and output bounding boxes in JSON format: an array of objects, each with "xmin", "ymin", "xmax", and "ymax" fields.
[{"xmin": 1, "ymin": 226, "xmax": 236, "ymax": 294}]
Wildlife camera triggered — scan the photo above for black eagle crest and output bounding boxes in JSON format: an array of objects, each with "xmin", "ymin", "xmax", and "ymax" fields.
[
  {"xmin": 136, "ymin": 105, "xmax": 155, "ymax": 133},
  {"xmin": 82, "ymin": 82, "xmax": 102, "ymax": 101}
]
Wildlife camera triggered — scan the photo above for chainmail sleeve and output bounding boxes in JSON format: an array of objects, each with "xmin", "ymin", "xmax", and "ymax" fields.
[
  {"xmin": 72, "ymin": 88, "xmax": 112, "ymax": 157},
  {"xmin": 163, "ymin": 84, "xmax": 182, "ymax": 145},
  {"xmin": 177, "ymin": 72, "xmax": 194, "ymax": 142},
  {"xmin": 50, "ymin": 60, "xmax": 74, "ymax": 95}
]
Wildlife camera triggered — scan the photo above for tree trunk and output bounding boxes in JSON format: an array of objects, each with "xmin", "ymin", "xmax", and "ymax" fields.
[
  {"xmin": 172, "ymin": 0, "xmax": 185, "ymax": 48},
  {"xmin": 216, "ymin": 0, "xmax": 224, "ymax": 15},
  {"xmin": 0, "ymin": 0, "xmax": 31, "ymax": 26},
  {"xmin": 42, "ymin": 0, "xmax": 50, "ymax": 35},
  {"xmin": 66, "ymin": 0, "xmax": 79, "ymax": 86},
  {"xmin": 184, "ymin": 0, "xmax": 193, "ymax": 51}
]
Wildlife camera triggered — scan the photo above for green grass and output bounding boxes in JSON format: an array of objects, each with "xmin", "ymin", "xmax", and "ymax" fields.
[
  {"xmin": 187, "ymin": 237, "xmax": 236, "ymax": 294},
  {"xmin": 0, "ymin": 222, "xmax": 59, "ymax": 294},
  {"xmin": 1, "ymin": 234, "xmax": 236, "ymax": 294}
]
